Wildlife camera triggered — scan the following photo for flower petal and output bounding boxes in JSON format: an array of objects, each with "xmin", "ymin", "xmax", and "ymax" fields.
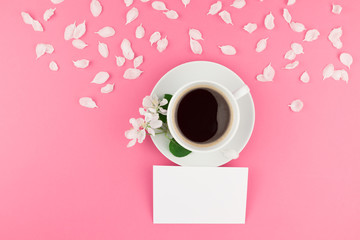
[
  {"xmin": 90, "ymin": 0, "xmax": 102, "ymax": 17},
  {"xmin": 95, "ymin": 26, "xmax": 115, "ymax": 38},
  {"xmin": 264, "ymin": 12, "xmax": 275, "ymax": 30},
  {"xmin": 98, "ymin": 41, "xmax": 109, "ymax": 58},
  {"xmin": 123, "ymin": 68, "xmax": 143, "ymax": 79},
  {"xmin": 219, "ymin": 45, "xmax": 236, "ymax": 55},
  {"xmin": 121, "ymin": 38, "xmax": 135, "ymax": 60},
  {"xmin": 300, "ymin": 71, "xmax": 310, "ymax": 83},
  {"xmin": 79, "ymin": 97, "xmax": 98, "ymax": 108},
  {"xmin": 135, "ymin": 24, "xmax": 145, "ymax": 39},
  {"xmin": 218, "ymin": 10, "xmax": 233, "ymax": 25},
  {"xmin": 208, "ymin": 1, "xmax": 222, "ymax": 15},
  {"xmin": 49, "ymin": 61, "xmax": 59, "ymax": 71},
  {"xmin": 289, "ymin": 99, "xmax": 303, "ymax": 113},
  {"xmin": 157, "ymin": 37, "xmax": 168, "ymax": 52},
  {"xmin": 92, "ymin": 71, "xmax": 110, "ymax": 84},
  {"xmin": 101, "ymin": 84, "xmax": 114, "ymax": 93},
  {"xmin": 73, "ymin": 21, "xmax": 86, "ymax": 39},
  {"xmin": 322, "ymin": 64, "xmax": 334, "ymax": 80},
  {"xmin": 126, "ymin": 7, "xmax": 139, "ymax": 25},
  {"xmin": 190, "ymin": 39, "xmax": 203, "ymax": 54},
  {"xmin": 339, "ymin": 53, "xmax": 353, "ymax": 69},
  {"xmin": 152, "ymin": 1, "xmax": 167, "ymax": 11},
  {"xmin": 256, "ymin": 37, "xmax": 268, "ymax": 53},
  {"xmin": 243, "ymin": 23, "xmax": 257, "ymax": 33}
]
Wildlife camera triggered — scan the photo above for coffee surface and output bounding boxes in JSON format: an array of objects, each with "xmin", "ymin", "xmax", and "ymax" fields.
[{"xmin": 177, "ymin": 89, "xmax": 218, "ymax": 142}]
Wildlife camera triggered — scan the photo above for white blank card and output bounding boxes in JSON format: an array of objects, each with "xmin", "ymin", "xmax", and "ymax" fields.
[{"xmin": 153, "ymin": 166, "xmax": 248, "ymax": 224}]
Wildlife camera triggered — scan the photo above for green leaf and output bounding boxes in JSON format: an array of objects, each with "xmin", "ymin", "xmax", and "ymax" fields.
[
  {"xmin": 159, "ymin": 94, "xmax": 172, "ymax": 124},
  {"xmin": 159, "ymin": 113, "xmax": 167, "ymax": 123},
  {"xmin": 169, "ymin": 138, "xmax": 192, "ymax": 157}
]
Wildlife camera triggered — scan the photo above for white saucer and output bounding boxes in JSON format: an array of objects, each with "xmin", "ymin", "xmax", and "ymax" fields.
[{"xmin": 150, "ymin": 61, "xmax": 255, "ymax": 167}]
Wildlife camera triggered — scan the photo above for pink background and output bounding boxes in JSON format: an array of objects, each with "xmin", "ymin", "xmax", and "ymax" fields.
[{"xmin": 1, "ymin": 0, "xmax": 360, "ymax": 239}]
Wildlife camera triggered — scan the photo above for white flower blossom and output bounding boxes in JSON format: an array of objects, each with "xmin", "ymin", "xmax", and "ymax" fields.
[
  {"xmin": 142, "ymin": 95, "xmax": 167, "ymax": 115},
  {"xmin": 125, "ymin": 95, "xmax": 167, "ymax": 147},
  {"xmin": 125, "ymin": 115, "xmax": 162, "ymax": 147}
]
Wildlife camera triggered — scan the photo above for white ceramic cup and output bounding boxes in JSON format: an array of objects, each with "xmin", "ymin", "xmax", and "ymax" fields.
[{"xmin": 167, "ymin": 80, "xmax": 250, "ymax": 153}]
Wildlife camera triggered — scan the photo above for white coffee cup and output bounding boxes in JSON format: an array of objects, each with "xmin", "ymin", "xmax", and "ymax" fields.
[{"xmin": 167, "ymin": 80, "xmax": 250, "ymax": 153}]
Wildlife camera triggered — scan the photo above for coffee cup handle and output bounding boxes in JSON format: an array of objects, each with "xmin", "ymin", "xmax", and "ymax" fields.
[{"xmin": 233, "ymin": 85, "xmax": 250, "ymax": 100}]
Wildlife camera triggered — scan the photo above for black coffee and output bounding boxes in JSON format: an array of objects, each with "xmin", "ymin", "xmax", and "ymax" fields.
[{"xmin": 176, "ymin": 88, "xmax": 230, "ymax": 143}]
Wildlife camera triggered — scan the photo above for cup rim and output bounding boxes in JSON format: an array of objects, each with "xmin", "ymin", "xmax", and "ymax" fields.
[{"xmin": 167, "ymin": 80, "xmax": 240, "ymax": 153}]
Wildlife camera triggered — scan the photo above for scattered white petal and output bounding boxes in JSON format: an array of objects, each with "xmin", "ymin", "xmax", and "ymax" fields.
[
  {"xmin": 208, "ymin": 1, "xmax": 222, "ymax": 15},
  {"xmin": 49, "ymin": 61, "xmax": 58, "ymax": 71},
  {"xmin": 328, "ymin": 27, "xmax": 342, "ymax": 49},
  {"xmin": 256, "ymin": 63, "xmax": 274, "ymax": 82},
  {"xmin": 98, "ymin": 42, "xmax": 109, "ymax": 58},
  {"xmin": 141, "ymin": 0, "xmax": 150, "ymax": 2},
  {"xmin": 152, "ymin": 1, "xmax": 167, "ymax": 11},
  {"xmin": 219, "ymin": 45, "xmax": 236, "ymax": 55},
  {"xmin": 189, "ymin": 29, "xmax": 203, "ymax": 40},
  {"xmin": 340, "ymin": 53, "xmax": 353, "ymax": 69},
  {"xmin": 332, "ymin": 4, "xmax": 342, "ymax": 15},
  {"xmin": 121, "ymin": 38, "xmax": 135, "ymax": 60},
  {"xmin": 79, "ymin": 97, "xmax": 98, "ymax": 108},
  {"xmin": 36, "ymin": 44, "xmax": 53, "ymax": 59},
  {"xmin": 133, "ymin": 55, "xmax": 144, "ymax": 68},
  {"xmin": 284, "ymin": 61, "xmax": 299, "ymax": 69},
  {"xmin": 164, "ymin": 10, "xmax": 179, "ymax": 19},
  {"xmin": 64, "ymin": 22, "xmax": 76, "ymax": 40},
  {"xmin": 182, "ymin": 0, "xmax": 190, "ymax": 7},
  {"xmin": 73, "ymin": 59, "xmax": 90, "ymax": 68},
  {"xmin": 290, "ymin": 22, "xmax": 305, "ymax": 32},
  {"xmin": 95, "ymin": 26, "xmax": 115, "ymax": 38},
  {"xmin": 300, "ymin": 71, "xmax": 310, "ymax": 83},
  {"xmin": 283, "ymin": 8, "xmax": 291, "ymax": 23},
  {"xmin": 123, "ymin": 68, "xmax": 143, "ymax": 79},
  {"xmin": 243, "ymin": 23, "xmax": 257, "ymax": 33},
  {"xmin": 126, "ymin": 7, "xmax": 139, "ymax": 25},
  {"xmin": 231, "ymin": 0, "xmax": 246, "ymax": 9},
  {"xmin": 190, "ymin": 39, "xmax": 202, "ymax": 54},
  {"xmin": 332, "ymin": 70, "xmax": 342, "ymax": 80},
  {"xmin": 135, "ymin": 24, "xmax": 145, "ymax": 39},
  {"xmin": 289, "ymin": 99, "xmax": 303, "ymax": 113},
  {"xmin": 21, "ymin": 12, "xmax": 33, "ymax": 25},
  {"xmin": 90, "ymin": 0, "xmax": 102, "ymax": 17},
  {"xmin": 291, "ymin": 43, "xmax": 303, "ymax": 54},
  {"xmin": 72, "ymin": 39, "xmax": 88, "ymax": 49},
  {"xmin": 304, "ymin": 29, "xmax": 320, "ymax": 42},
  {"xmin": 284, "ymin": 49, "xmax": 296, "ymax": 60},
  {"xmin": 92, "ymin": 71, "xmax": 110, "ymax": 84},
  {"xmin": 150, "ymin": 31, "xmax": 161, "ymax": 45},
  {"xmin": 256, "ymin": 37, "xmax": 268, "ymax": 53},
  {"xmin": 256, "ymin": 74, "xmax": 268, "ymax": 82},
  {"xmin": 32, "ymin": 20, "xmax": 43, "ymax": 32},
  {"xmin": 332, "ymin": 39, "xmax": 343, "ymax": 49},
  {"xmin": 116, "ymin": 56, "xmax": 126, "ymax": 67},
  {"xmin": 45, "ymin": 44, "xmax": 54, "ymax": 54},
  {"xmin": 264, "ymin": 12, "xmax": 275, "ymax": 30},
  {"xmin": 340, "ymin": 69, "xmax": 349, "ymax": 83},
  {"xmin": 73, "ymin": 21, "xmax": 86, "ymax": 39},
  {"xmin": 51, "ymin": 0, "xmax": 64, "ymax": 4},
  {"xmin": 124, "ymin": 0, "xmax": 133, "ymax": 7},
  {"xmin": 157, "ymin": 37, "xmax": 168, "ymax": 52},
  {"xmin": 263, "ymin": 63, "xmax": 275, "ymax": 80},
  {"xmin": 101, "ymin": 84, "xmax": 114, "ymax": 93},
  {"xmin": 322, "ymin": 64, "xmax": 334, "ymax": 79},
  {"xmin": 43, "ymin": 8, "xmax": 56, "ymax": 21},
  {"xmin": 219, "ymin": 10, "xmax": 233, "ymax": 25},
  {"xmin": 287, "ymin": 0, "xmax": 296, "ymax": 6}
]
